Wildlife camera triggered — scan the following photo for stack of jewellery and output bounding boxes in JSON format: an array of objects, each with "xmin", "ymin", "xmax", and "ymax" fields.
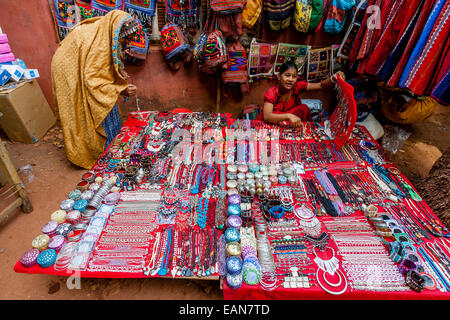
[
  {"xmin": 294, "ymin": 205, "xmax": 322, "ymax": 237},
  {"xmin": 330, "ymin": 232, "xmax": 411, "ymax": 291}
]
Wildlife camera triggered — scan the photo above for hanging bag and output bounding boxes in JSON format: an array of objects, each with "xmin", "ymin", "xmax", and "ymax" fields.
[
  {"xmin": 160, "ymin": 22, "xmax": 192, "ymax": 70},
  {"xmin": 264, "ymin": 0, "xmax": 296, "ymax": 31},
  {"xmin": 242, "ymin": 0, "xmax": 263, "ymax": 28},
  {"xmin": 222, "ymin": 40, "xmax": 249, "ymax": 94}
]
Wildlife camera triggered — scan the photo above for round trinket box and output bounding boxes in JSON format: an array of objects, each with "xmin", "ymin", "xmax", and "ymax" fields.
[
  {"xmin": 226, "ymin": 272, "xmax": 243, "ymax": 289},
  {"xmin": 73, "ymin": 199, "xmax": 88, "ymax": 212},
  {"xmin": 55, "ymin": 223, "xmax": 73, "ymax": 237},
  {"xmin": 224, "ymin": 227, "xmax": 240, "ymax": 243},
  {"xmin": 227, "ymin": 216, "xmax": 242, "ymax": 229},
  {"xmin": 68, "ymin": 189, "xmax": 82, "ymax": 201},
  {"xmin": 227, "ymin": 194, "xmax": 241, "ymax": 205},
  {"xmin": 32, "ymin": 234, "xmax": 50, "ymax": 251},
  {"xmin": 80, "ymin": 190, "xmax": 95, "ymax": 201},
  {"xmin": 20, "ymin": 248, "xmax": 40, "ymax": 267},
  {"xmin": 60, "ymin": 199, "xmax": 75, "ymax": 211},
  {"xmin": 226, "ymin": 256, "xmax": 243, "ymax": 275},
  {"xmin": 226, "ymin": 242, "xmax": 242, "ymax": 256},
  {"xmin": 66, "ymin": 210, "xmax": 81, "ymax": 224},
  {"xmin": 48, "ymin": 235, "xmax": 66, "ymax": 251},
  {"xmin": 105, "ymin": 192, "xmax": 120, "ymax": 205},
  {"xmin": 51, "ymin": 209, "xmax": 67, "ymax": 224},
  {"xmin": 41, "ymin": 220, "xmax": 59, "ymax": 236},
  {"xmin": 37, "ymin": 249, "xmax": 57, "ymax": 268},
  {"xmin": 227, "ymin": 204, "xmax": 242, "ymax": 216}
]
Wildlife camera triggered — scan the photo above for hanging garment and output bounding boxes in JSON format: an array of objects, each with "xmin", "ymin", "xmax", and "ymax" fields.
[
  {"xmin": 338, "ymin": 0, "xmax": 368, "ymax": 59},
  {"xmin": 428, "ymin": 36, "xmax": 449, "ymax": 104},
  {"xmin": 353, "ymin": 0, "xmax": 397, "ymax": 74},
  {"xmin": 198, "ymin": 30, "xmax": 228, "ymax": 74},
  {"xmin": 376, "ymin": 2, "xmax": 423, "ymax": 82},
  {"xmin": 323, "ymin": 0, "xmax": 355, "ymax": 34},
  {"xmin": 211, "ymin": 0, "xmax": 247, "ymax": 36},
  {"xmin": 386, "ymin": 0, "xmax": 436, "ymax": 87},
  {"xmin": 242, "ymin": 0, "xmax": 263, "ymax": 28},
  {"xmin": 293, "ymin": 0, "xmax": 323, "ymax": 33},
  {"xmin": 364, "ymin": 0, "xmax": 424, "ymax": 76},
  {"xmin": 166, "ymin": 0, "xmax": 200, "ymax": 28},
  {"xmin": 263, "ymin": 0, "xmax": 296, "ymax": 31},
  {"xmin": 124, "ymin": 0, "xmax": 156, "ymax": 27},
  {"xmin": 398, "ymin": 0, "xmax": 450, "ymax": 96},
  {"xmin": 51, "ymin": 10, "xmax": 132, "ymax": 169},
  {"xmin": 50, "ymin": 0, "xmax": 76, "ymax": 41}
]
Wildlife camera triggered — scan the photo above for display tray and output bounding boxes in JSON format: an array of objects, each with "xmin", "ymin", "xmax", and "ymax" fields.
[{"xmin": 13, "ymin": 80, "xmax": 450, "ymax": 300}]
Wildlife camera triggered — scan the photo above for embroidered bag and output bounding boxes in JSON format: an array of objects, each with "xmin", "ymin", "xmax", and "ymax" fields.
[
  {"xmin": 324, "ymin": 0, "xmax": 355, "ymax": 34},
  {"xmin": 160, "ymin": 23, "xmax": 192, "ymax": 68},
  {"xmin": 242, "ymin": 0, "xmax": 263, "ymax": 28},
  {"xmin": 199, "ymin": 30, "xmax": 228, "ymax": 74},
  {"xmin": 221, "ymin": 40, "xmax": 249, "ymax": 94},
  {"xmin": 263, "ymin": 0, "xmax": 295, "ymax": 31}
]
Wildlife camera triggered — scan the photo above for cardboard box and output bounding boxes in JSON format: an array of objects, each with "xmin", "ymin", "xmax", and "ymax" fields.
[
  {"xmin": 0, "ymin": 68, "xmax": 11, "ymax": 86},
  {"xmin": 0, "ymin": 80, "xmax": 56, "ymax": 143}
]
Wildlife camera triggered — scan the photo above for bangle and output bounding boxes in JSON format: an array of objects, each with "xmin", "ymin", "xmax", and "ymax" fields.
[{"xmin": 269, "ymin": 206, "xmax": 285, "ymax": 220}]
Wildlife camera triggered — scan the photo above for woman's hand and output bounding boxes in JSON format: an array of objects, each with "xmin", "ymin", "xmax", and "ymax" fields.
[
  {"xmin": 125, "ymin": 84, "xmax": 137, "ymax": 96},
  {"xmin": 333, "ymin": 71, "xmax": 346, "ymax": 81},
  {"xmin": 287, "ymin": 113, "xmax": 302, "ymax": 127}
]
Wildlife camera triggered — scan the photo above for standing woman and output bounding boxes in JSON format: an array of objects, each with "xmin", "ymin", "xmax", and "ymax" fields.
[
  {"xmin": 51, "ymin": 10, "xmax": 139, "ymax": 169},
  {"xmin": 258, "ymin": 61, "xmax": 345, "ymax": 127}
]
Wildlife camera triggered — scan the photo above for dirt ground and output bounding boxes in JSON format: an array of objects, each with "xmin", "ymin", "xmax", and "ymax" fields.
[{"xmin": 0, "ymin": 104, "xmax": 448, "ymax": 300}]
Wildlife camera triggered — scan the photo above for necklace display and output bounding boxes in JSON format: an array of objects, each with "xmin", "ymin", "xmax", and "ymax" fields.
[{"xmin": 18, "ymin": 111, "xmax": 450, "ymax": 299}]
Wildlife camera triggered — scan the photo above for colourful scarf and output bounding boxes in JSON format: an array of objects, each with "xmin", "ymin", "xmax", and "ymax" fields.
[{"xmin": 324, "ymin": 0, "xmax": 355, "ymax": 34}]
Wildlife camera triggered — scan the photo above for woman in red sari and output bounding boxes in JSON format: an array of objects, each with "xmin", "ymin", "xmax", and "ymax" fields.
[{"xmin": 258, "ymin": 61, "xmax": 345, "ymax": 127}]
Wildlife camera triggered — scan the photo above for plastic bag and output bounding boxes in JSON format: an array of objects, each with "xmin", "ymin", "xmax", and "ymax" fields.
[{"xmin": 381, "ymin": 125, "xmax": 411, "ymax": 155}]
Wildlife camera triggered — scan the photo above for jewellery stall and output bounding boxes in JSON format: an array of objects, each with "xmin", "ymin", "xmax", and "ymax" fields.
[{"xmin": 14, "ymin": 77, "xmax": 450, "ymax": 300}]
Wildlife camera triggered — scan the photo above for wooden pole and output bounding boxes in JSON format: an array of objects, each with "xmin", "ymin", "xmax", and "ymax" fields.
[{"xmin": 0, "ymin": 136, "xmax": 33, "ymax": 214}]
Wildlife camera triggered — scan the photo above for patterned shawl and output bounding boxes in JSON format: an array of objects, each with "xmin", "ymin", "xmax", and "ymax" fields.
[{"xmin": 51, "ymin": 10, "xmax": 131, "ymax": 169}]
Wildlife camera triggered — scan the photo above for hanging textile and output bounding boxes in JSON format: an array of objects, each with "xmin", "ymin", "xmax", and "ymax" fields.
[
  {"xmin": 398, "ymin": 0, "xmax": 450, "ymax": 96},
  {"xmin": 242, "ymin": 0, "xmax": 263, "ymax": 29},
  {"xmin": 386, "ymin": 0, "xmax": 436, "ymax": 87},
  {"xmin": 337, "ymin": 0, "xmax": 368, "ymax": 59},
  {"xmin": 351, "ymin": 0, "xmax": 395, "ymax": 74},
  {"xmin": 50, "ymin": 0, "xmax": 76, "ymax": 41},
  {"xmin": 248, "ymin": 38, "xmax": 278, "ymax": 79},
  {"xmin": 376, "ymin": 2, "xmax": 423, "ymax": 82},
  {"xmin": 273, "ymin": 43, "xmax": 310, "ymax": 75},
  {"xmin": 91, "ymin": 0, "xmax": 125, "ymax": 16},
  {"xmin": 126, "ymin": 21, "xmax": 150, "ymax": 61},
  {"xmin": 323, "ymin": 0, "xmax": 355, "ymax": 34},
  {"xmin": 211, "ymin": 0, "xmax": 247, "ymax": 36},
  {"xmin": 431, "ymin": 64, "xmax": 450, "ymax": 106},
  {"xmin": 364, "ymin": 0, "xmax": 423, "ymax": 76},
  {"xmin": 222, "ymin": 40, "xmax": 249, "ymax": 94},
  {"xmin": 292, "ymin": 0, "xmax": 323, "ymax": 33},
  {"xmin": 75, "ymin": 0, "xmax": 94, "ymax": 21},
  {"xmin": 124, "ymin": 0, "xmax": 156, "ymax": 27},
  {"xmin": 166, "ymin": 0, "xmax": 200, "ymax": 28},
  {"xmin": 307, "ymin": 46, "xmax": 332, "ymax": 82},
  {"xmin": 263, "ymin": 0, "xmax": 296, "ymax": 31}
]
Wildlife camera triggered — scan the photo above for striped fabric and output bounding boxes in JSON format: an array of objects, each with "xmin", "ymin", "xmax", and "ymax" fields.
[
  {"xmin": 398, "ymin": 0, "xmax": 449, "ymax": 96},
  {"xmin": 211, "ymin": 0, "xmax": 247, "ymax": 14},
  {"xmin": 264, "ymin": 0, "xmax": 296, "ymax": 31},
  {"xmin": 102, "ymin": 104, "xmax": 123, "ymax": 150}
]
